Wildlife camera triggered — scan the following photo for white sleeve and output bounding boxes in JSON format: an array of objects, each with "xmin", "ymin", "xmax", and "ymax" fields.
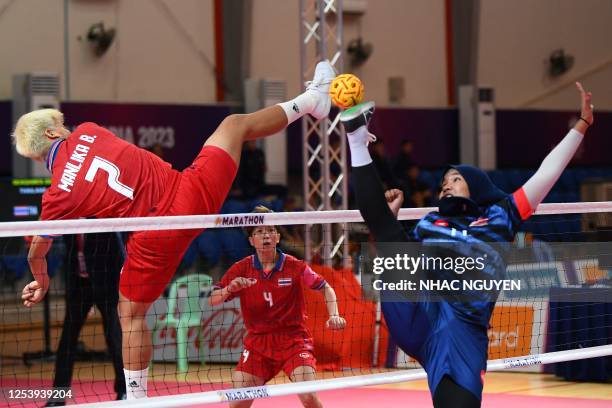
[{"xmin": 522, "ymin": 129, "xmax": 584, "ymax": 209}]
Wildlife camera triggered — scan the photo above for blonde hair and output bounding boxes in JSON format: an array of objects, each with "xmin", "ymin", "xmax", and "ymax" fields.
[{"xmin": 12, "ymin": 109, "xmax": 65, "ymax": 160}]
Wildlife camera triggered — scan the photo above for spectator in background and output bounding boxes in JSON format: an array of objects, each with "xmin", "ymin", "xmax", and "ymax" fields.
[
  {"xmin": 370, "ymin": 139, "xmax": 399, "ymax": 190},
  {"xmin": 278, "ymin": 195, "xmax": 306, "ymax": 259},
  {"xmin": 239, "ymin": 140, "xmax": 266, "ymax": 199},
  {"xmin": 45, "ymin": 233, "xmax": 125, "ymax": 406},
  {"xmin": 329, "ymin": 137, "xmax": 342, "ymax": 178},
  {"xmin": 393, "ymin": 140, "xmax": 415, "ymax": 180},
  {"xmin": 515, "ymin": 232, "xmax": 555, "ymax": 263},
  {"xmin": 238, "ymin": 141, "xmax": 287, "ymax": 200},
  {"xmin": 401, "ymin": 164, "xmax": 433, "ymax": 208}
]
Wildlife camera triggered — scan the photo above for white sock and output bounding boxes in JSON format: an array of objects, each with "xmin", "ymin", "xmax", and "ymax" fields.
[
  {"xmin": 277, "ymin": 91, "xmax": 317, "ymax": 124},
  {"xmin": 347, "ymin": 127, "xmax": 373, "ymax": 167},
  {"xmin": 124, "ymin": 368, "xmax": 148, "ymax": 400}
]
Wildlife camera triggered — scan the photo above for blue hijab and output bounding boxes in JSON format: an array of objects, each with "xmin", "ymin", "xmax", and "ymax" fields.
[{"xmin": 439, "ymin": 165, "xmax": 507, "ymax": 216}]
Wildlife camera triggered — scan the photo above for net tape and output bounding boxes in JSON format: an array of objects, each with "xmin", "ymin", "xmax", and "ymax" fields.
[
  {"xmin": 72, "ymin": 345, "xmax": 612, "ymax": 407},
  {"xmin": 0, "ymin": 201, "xmax": 610, "ymax": 238},
  {"xmin": 4, "ymin": 201, "xmax": 611, "ymax": 406}
]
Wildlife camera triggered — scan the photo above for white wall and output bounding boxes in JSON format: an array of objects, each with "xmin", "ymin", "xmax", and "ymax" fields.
[
  {"xmin": 248, "ymin": 0, "xmax": 611, "ymax": 110},
  {"xmin": 343, "ymin": 0, "xmax": 447, "ymax": 107},
  {"xmin": 248, "ymin": 0, "xmax": 302, "ymax": 101},
  {"xmin": 0, "ymin": 0, "xmax": 216, "ymax": 103},
  {"xmin": 0, "ymin": 0, "xmax": 64, "ymax": 98},
  {"xmin": 110, "ymin": 0, "xmax": 216, "ymax": 103},
  {"xmin": 248, "ymin": 0, "xmax": 448, "ymax": 108},
  {"xmin": 478, "ymin": 0, "xmax": 612, "ymax": 110},
  {"xmin": 1, "ymin": 0, "xmax": 609, "ymax": 109}
]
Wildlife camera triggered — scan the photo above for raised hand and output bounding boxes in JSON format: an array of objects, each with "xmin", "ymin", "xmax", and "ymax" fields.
[{"xmin": 576, "ymin": 81, "xmax": 594, "ymax": 126}]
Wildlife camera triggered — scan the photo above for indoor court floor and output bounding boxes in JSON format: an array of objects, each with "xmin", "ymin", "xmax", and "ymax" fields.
[
  {"xmin": 1, "ymin": 361, "xmax": 610, "ymax": 407},
  {"xmin": 1, "ymin": 301, "xmax": 610, "ymax": 407}
]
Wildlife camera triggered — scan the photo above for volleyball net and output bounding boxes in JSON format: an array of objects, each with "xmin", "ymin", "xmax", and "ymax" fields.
[{"xmin": 0, "ymin": 201, "xmax": 611, "ymax": 407}]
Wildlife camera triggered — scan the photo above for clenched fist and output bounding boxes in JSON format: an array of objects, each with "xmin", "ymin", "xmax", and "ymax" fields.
[
  {"xmin": 227, "ymin": 277, "xmax": 257, "ymax": 294},
  {"xmin": 326, "ymin": 315, "xmax": 346, "ymax": 330},
  {"xmin": 22, "ymin": 280, "xmax": 48, "ymax": 308},
  {"xmin": 385, "ymin": 189, "xmax": 404, "ymax": 217}
]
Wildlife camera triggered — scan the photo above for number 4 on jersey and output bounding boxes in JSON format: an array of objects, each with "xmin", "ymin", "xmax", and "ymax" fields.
[
  {"xmin": 85, "ymin": 156, "xmax": 135, "ymax": 200},
  {"xmin": 263, "ymin": 291, "xmax": 273, "ymax": 307}
]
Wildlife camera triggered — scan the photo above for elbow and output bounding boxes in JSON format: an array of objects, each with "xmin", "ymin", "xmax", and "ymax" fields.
[{"xmin": 27, "ymin": 254, "xmax": 38, "ymax": 267}]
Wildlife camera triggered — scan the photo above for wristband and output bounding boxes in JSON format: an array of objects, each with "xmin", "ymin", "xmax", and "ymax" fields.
[{"xmin": 579, "ymin": 117, "xmax": 591, "ymax": 126}]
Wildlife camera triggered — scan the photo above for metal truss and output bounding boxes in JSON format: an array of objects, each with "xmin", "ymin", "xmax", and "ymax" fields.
[{"xmin": 300, "ymin": 0, "xmax": 349, "ymax": 267}]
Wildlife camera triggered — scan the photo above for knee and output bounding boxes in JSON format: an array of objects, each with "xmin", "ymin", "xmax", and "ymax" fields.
[
  {"xmin": 290, "ymin": 365, "xmax": 317, "ymax": 382},
  {"xmin": 117, "ymin": 299, "xmax": 149, "ymax": 324},
  {"xmin": 219, "ymin": 114, "xmax": 250, "ymax": 139},
  {"xmin": 231, "ymin": 370, "xmax": 263, "ymax": 388}
]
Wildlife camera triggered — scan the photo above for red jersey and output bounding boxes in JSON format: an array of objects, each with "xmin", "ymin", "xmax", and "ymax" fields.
[
  {"xmin": 215, "ymin": 251, "xmax": 326, "ymax": 335},
  {"xmin": 42, "ymin": 122, "xmax": 180, "ymax": 221}
]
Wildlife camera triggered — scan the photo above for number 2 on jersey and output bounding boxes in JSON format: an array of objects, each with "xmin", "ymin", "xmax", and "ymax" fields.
[
  {"xmin": 85, "ymin": 156, "xmax": 135, "ymax": 200},
  {"xmin": 263, "ymin": 291, "xmax": 274, "ymax": 307}
]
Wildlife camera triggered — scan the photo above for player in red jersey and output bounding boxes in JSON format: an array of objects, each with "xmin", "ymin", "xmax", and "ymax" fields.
[
  {"xmin": 209, "ymin": 206, "xmax": 346, "ymax": 408},
  {"xmin": 13, "ymin": 61, "xmax": 337, "ymax": 400}
]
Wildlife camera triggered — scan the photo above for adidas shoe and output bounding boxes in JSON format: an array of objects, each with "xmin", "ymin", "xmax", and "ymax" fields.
[
  {"xmin": 305, "ymin": 60, "xmax": 335, "ymax": 120},
  {"xmin": 340, "ymin": 101, "xmax": 377, "ymax": 144}
]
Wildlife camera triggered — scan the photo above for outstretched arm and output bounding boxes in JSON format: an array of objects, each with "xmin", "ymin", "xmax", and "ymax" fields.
[{"xmin": 518, "ymin": 82, "xmax": 593, "ymax": 215}]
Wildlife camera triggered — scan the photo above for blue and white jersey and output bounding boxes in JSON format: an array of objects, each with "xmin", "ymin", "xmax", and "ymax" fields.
[{"xmin": 409, "ymin": 192, "xmax": 529, "ymax": 328}]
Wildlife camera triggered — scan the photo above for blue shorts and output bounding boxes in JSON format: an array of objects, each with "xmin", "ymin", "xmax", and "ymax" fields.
[{"xmin": 382, "ymin": 301, "xmax": 489, "ymax": 400}]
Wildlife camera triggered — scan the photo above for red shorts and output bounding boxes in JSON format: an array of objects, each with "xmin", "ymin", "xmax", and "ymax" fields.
[
  {"xmin": 119, "ymin": 145, "xmax": 237, "ymax": 303},
  {"xmin": 236, "ymin": 331, "xmax": 317, "ymax": 383}
]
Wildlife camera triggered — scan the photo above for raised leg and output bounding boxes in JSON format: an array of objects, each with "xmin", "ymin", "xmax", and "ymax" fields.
[{"xmin": 205, "ymin": 61, "xmax": 335, "ymax": 165}]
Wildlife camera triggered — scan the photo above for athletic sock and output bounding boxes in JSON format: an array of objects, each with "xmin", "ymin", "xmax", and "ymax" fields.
[
  {"xmin": 347, "ymin": 126, "xmax": 373, "ymax": 167},
  {"xmin": 124, "ymin": 368, "xmax": 148, "ymax": 400},
  {"xmin": 277, "ymin": 91, "xmax": 317, "ymax": 124}
]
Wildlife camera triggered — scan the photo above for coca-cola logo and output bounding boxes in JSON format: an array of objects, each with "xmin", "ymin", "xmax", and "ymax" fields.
[
  {"xmin": 201, "ymin": 309, "xmax": 246, "ymax": 349},
  {"xmin": 153, "ymin": 308, "xmax": 246, "ymax": 350}
]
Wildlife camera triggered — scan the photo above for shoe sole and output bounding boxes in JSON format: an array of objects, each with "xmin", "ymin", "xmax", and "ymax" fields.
[{"xmin": 340, "ymin": 101, "xmax": 375, "ymax": 121}]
